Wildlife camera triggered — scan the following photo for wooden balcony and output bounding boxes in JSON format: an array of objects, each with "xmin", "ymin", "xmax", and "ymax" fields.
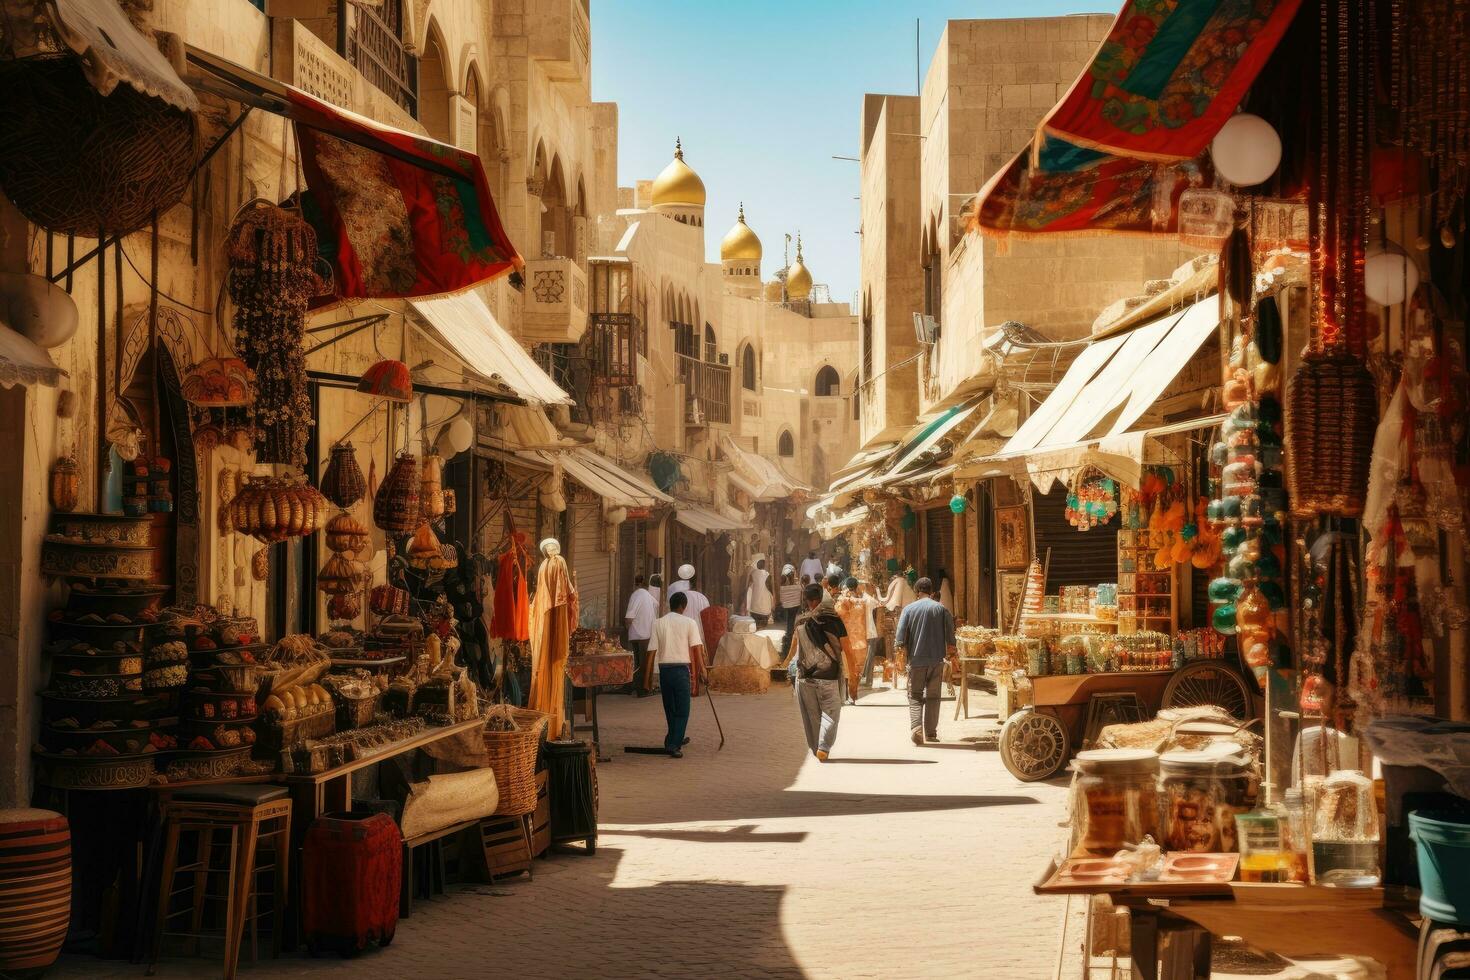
[
  {"xmin": 676, "ymin": 353, "xmax": 731, "ymax": 427},
  {"xmin": 522, "ymin": 256, "xmax": 589, "ymax": 345},
  {"xmin": 339, "ymin": 0, "xmax": 416, "ymax": 116}
]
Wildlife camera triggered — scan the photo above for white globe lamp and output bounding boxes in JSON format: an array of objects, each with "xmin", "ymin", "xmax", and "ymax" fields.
[
  {"xmin": 1363, "ymin": 242, "xmax": 1420, "ymax": 306},
  {"xmin": 437, "ymin": 415, "xmax": 474, "ymax": 457},
  {"xmin": 1211, "ymin": 113, "xmax": 1282, "ymax": 187}
]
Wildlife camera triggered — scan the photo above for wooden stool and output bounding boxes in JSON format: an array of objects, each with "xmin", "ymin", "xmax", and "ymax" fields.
[
  {"xmin": 1420, "ymin": 919, "xmax": 1470, "ymax": 980},
  {"xmin": 148, "ymin": 784, "xmax": 291, "ymax": 980}
]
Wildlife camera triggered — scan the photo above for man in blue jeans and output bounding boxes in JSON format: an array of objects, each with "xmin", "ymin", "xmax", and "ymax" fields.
[
  {"xmin": 893, "ymin": 577, "xmax": 956, "ymax": 745},
  {"xmin": 646, "ymin": 590, "xmax": 705, "ymax": 758}
]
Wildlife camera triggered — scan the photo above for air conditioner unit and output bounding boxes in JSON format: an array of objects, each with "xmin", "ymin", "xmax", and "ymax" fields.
[{"xmin": 913, "ymin": 313, "xmax": 939, "ymax": 345}]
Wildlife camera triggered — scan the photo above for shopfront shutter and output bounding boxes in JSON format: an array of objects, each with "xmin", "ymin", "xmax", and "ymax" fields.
[
  {"xmin": 616, "ymin": 518, "xmax": 650, "ymax": 636},
  {"xmin": 1031, "ymin": 487, "xmax": 1119, "ymax": 590},
  {"xmin": 570, "ymin": 493, "xmax": 610, "ymax": 629},
  {"xmin": 922, "ymin": 507, "xmax": 955, "ymax": 580}
]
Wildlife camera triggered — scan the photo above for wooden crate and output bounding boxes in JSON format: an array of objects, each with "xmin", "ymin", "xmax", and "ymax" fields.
[
  {"xmin": 530, "ymin": 769, "xmax": 550, "ymax": 856},
  {"xmin": 481, "ymin": 772, "xmax": 549, "ymax": 879}
]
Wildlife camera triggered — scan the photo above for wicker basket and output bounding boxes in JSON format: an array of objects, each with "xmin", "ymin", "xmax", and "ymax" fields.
[
  {"xmin": 1286, "ymin": 347, "xmax": 1378, "ymax": 519},
  {"xmin": 321, "ymin": 443, "xmax": 367, "ymax": 508},
  {"xmin": 373, "ymin": 453, "xmax": 420, "ymax": 534},
  {"xmin": 482, "ymin": 706, "xmax": 549, "ymax": 816}
]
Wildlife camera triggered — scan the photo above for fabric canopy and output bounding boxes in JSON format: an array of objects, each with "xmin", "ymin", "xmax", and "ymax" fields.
[
  {"xmin": 0, "ymin": 323, "xmax": 64, "ymax": 389},
  {"xmin": 5, "ymin": 0, "xmax": 200, "ymax": 111},
  {"xmin": 1040, "ymin": 0, "xmax": 1304, "ymax": 162},
  {"xmin": 998, "ymin": 297, "xmax": 1217, "ymax": 458},
  {"xmin": 720, "ymin": 435, "xmax": 804, "ymax": 501},
  {"xmin": 675, "ymin": 505, "xmax": 747, "ymax": 535},
  {"xmin": 850, "ymin": 399, "xmax": 981, "ymax": 494},
  {"xmin": 185, "ymin": 47, "xmax": 519, "ymax": 302},
  {"xmin": 816, "ymin": 505, "xmax": 870, "ymax": 540},
  {"xmin": 410, "ymin": 293, "xmax": 571, "ymax": 406},
  {"xmin": 529, "ymin": 447, "xmax": 671, "ymax": 509}
]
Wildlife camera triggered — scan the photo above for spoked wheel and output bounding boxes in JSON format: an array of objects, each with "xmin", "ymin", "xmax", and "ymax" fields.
[
  {"xmin": 999, "ymin": 708, "xmax": 1070, "ymax": 782},
  {"xmin": 1162, "ymin": 660, "xmax": 1254, "ymax": 720}
]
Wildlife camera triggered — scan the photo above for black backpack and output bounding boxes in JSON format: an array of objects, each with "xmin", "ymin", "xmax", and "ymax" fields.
[{"xmin": 795, "ymin": 614, "xmax": 842, "ymax": 680}]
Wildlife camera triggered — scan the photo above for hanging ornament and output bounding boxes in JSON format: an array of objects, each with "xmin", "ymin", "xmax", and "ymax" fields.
[
  {"xmin": 48, "ymin": 453, "xmax": 79, "ymax": 513},
  {"xmin": 1210, "ymin": 112, "xmax": 1282, "ymax": 187},
  {"xmin": 373, "ymin": 452, "xmax": 420, "ymax": 534},
  {"xmin": 320, "ymin": 442, "xmax": 367, "ymax": 508},
  {"xmin": 949, "ymin": 494, "xmax": 967, "ymax": 514},
  {"xmin": 1363, "ymin": 241, "xmax": 1420, "ymax": 307},
  {"xmin": 357, "ymin": 359, "xmax": 413, "ymax": 402},
  {"xmin": 438, "ymin": 415, "xmax": 474, "ymax": 457}
]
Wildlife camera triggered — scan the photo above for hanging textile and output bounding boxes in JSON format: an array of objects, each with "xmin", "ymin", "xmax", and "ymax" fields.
[
  {"xmin": 290, "ymin": 89, "xmax": 521, "ymax": 304},
  {"xmin": 975, "ymin": 136, "xmax": 1208, "ymax": 238},
  {"xmin": 528, "ymin": 548, "xmax": 578, "ymax": 740},
  {"xmin": 1039, "ymin": 0, "xmax": 1303, "ymax": 162},
  {"xmin": 491, "ymin": 533, "xmax": 530, "ymax": 641}
]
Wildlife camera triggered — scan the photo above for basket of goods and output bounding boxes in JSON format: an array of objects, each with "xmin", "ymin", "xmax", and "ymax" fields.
[
  {"xmin": 40, "ymin": 717, "xmax": 176, "ymax": 756},
  {"xmin": 229, "ymin": 477, "xmax": 328, "ymax": 542},
  {"xmin": 317, "ymin": 554, "xmax": 367, "ymax": 596},
  {"xmin": 406, "ymin": 523, "xmax": 447, "ymax": 569},
  {"xmin": 259, "ymin": 634, "xmax": 331, "ymax": 695},
  {"xmin": 324, "ymin": 512, "xmax": 370, "ymax": 557},
  {"xmin": 369, "ymin": 584, "xmax": 410, "ymax": 617},
  {"xmin": 280, "ymin": 718, "xmax": 425, "ymax": 776},
  {"xmin": 482, "ymin": 705, "xmax": 549, "ymax": 816},
  {"xmin": 320, "ymin": 443, "xmax": 367, "ymax": 508},
  {"xmin": 956, "ymin": 626, "xmax": 996, "ymax": 661},
  {"xmin": 259, "ymin": 682, "xmax": 336, "ymax": 754},
  {"xmin": 327, "ymin": 593, "xmax": 362, "ymax": 622},
  {"xmin": 324, "ymin": 670, "xmax": 384, "ymax": 729},
  {"xmin": 566, "ymin": 642, "xmax": 634, "ymax": 689},
  {"xmin": 142, "ymin": 640, "xmax": 190, "ymax": 691},
  {"xmin": 707, "ymin": 664, "xmax": 770, "ymax": 694}
]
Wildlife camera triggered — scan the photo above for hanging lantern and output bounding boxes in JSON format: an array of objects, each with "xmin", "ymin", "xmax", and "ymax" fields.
[
  {"xmin": 438, "ymin": 416, "xmax": 474, "ymax": 457},
  {"xmin": 1363, "ymin": 242, "xmax": 1420, "ymax": 307},
  {"xmin": 357, "ymin": 359, "xmax": 413, "ymax": 402},
  {"xmin": 1286, "ymin": 349, "xmax": 1377, "ymax": 519},
  {"xmin": 1210, "ymin": 113, "xmax": 1282, "ymax": 187},
  {"xmin": 324, "ymin": 511, "xmax": 370, "ymax": 556},
  {"xmin": 420, "ymin": 452, "xmax": 444, "ymax": 520},
  {"xmin": 320, "ymin": 442, "xmax": 367, "ymax": 508},
  {"xmin": 318, "ymin": 554, "xmax": 366, "ymax": 595},
  {"xmin": 48, "ymin": 454, "xmax": 79, "ymax": 513},
  {"xmin": 949, "ymin": 494, "xmax": 967, "ymax": 514}
]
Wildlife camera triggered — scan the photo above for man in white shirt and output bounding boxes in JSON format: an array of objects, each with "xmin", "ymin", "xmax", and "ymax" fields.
[
  {"xmin": 799, "ymin": 551, "xmax": 824, "ymax": 586},
  {"xmin": 680, "ymin": 570, "xmax": 711, "ymax": 645},
  {"xmin": 624, "ymin": 575, "xmax": 657, "ymax": 697},
  {"xmin": 668, "ymin": 563, "xmax": 693, "ymax": 598},
  {"xmin": 646, "ymin": 591, "xmax": 705, "ymax": 757}
]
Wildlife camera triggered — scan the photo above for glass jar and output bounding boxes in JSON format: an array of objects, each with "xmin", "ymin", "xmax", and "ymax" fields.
[
  {"xmin": 1158, "ymin": 750, "xmax": 1252, "ymax": 852},
  {"xmin": 1235, "ymin": 808, "xmax": 1291, "ymax": 882},
  {"xmin": 1309, "ymin": 769, "xmax": 1381, "ymax": 886},
  {"xmin": 1072, "ymin": 749, "xmax": 1160, "ymax": 855},
  {"xmin": 1277, "ymin": 788, "xmax": 1310, "ymax": 882}
]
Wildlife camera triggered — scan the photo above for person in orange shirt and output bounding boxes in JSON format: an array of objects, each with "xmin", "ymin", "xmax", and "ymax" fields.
[{"xmin": 833, "ymin": 577, "xmax": 874, "ymax": 704}]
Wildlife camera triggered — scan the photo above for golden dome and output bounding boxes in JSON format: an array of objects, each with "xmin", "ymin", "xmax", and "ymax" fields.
[
  {"xmin": 651, "ymin": 138, "xmax": 706, "ymax": 208},
  {"xmin": 785, "ymin": 233, "xmax": 812, "ymax": 300},
  {"xmin": 720, "ymin": 204, "xmax": 762, "ymax": 261}
]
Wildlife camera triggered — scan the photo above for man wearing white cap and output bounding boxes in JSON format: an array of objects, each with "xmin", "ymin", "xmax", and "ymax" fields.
[{"xmin": 670, "ymin": 564, "xmax": 708, "ymax": 643}]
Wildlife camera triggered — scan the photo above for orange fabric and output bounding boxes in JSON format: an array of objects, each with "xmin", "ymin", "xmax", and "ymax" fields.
[
  {"xmin": 490, "ymin": 542, "xmax": 529, "ymax": 641},
  {"xmin": 528, "ymin": 553, "xmax": 577, "ymax": 740}
]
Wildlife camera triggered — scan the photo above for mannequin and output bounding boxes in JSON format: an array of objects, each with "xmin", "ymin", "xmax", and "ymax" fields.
[{"xmin": 528, "ymin": 536, "xmax": 578, "ymax": 739}]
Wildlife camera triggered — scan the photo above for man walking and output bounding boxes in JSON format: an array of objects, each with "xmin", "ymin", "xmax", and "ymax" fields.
[
  {"xmin": 799, "ymin": 550, "xmax": 824, "ymax": 586},
  {"xmin": 679, "ymin": 567, "xmax": 710, "ymax": 644},
  {"xmin": 893, "ymin": 577, "xmax": 956, "ymax": 746},
  {"xmin": 646, "ymin": 591, "xmax": 704, "ymax": 758},
  {"xmin": 623, "ymin": 574, "xmax": 657, "ymax": 696},
  {"xmin": 781, "ymin": 583, "xmax": 847, "ymax": 761}
]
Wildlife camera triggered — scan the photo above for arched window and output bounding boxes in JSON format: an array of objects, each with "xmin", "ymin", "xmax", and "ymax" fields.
[
  {"xmin": 417, "ymin": 25, "xmax": 452, "ymax": 145},
  {"xmin": 703, "ymin": 323, "xmax": 717, "ymax": 362},
  {"xmin": 860, "ymin": 295, "xmax": 873, "ymax": 382},
  {"xmin": 778, "ymin": 430, "xmax": 795, "ymax": 457},
  {"xmin": 740, "ymin": 344, "xmax": 756, "ymax": 391},
  {"xmin": 814, "ymin": 365, "xmax": 840, "ymax": 397}
]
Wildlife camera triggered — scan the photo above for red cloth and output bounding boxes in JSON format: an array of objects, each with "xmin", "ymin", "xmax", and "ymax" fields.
[
  {"xmin": 288, "ymin": 88, "xmax": 521, "ymax": 306},
  {"xmin": 700, "ymin": 606, "xmax": 729, "ymax": 671},
  {"xmin": 491, "ymin": 543, "xmax": 530, "ymax": 641},
  {"xmin": 1039, "ymin": 0, "xmax": 1303, "ymax": 162},
  {"xmin": 302, "ymin": 812, "xmax": 401, "ymax": 952}
]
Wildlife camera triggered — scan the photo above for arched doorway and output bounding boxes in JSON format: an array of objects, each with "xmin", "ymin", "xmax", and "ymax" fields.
[{"xmin": 417, "ymin": 23, "xmax": 451, "ymax": 144}]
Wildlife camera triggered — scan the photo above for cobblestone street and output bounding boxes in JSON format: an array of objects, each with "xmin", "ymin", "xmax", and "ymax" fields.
[{"xmin": 60, "ymin": 680, "xmax": 1084, "ymax": 980}]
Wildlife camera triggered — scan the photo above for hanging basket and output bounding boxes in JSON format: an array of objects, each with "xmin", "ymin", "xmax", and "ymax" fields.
[
  {"xmin": 320, "ymin": 442, "xmax": 367, "ymax": 508},
  {"xmin": 1286, "ymin": 347, "xmax": 1378, "ymax": 519},
  {"xmin": 373, "ymin": 452, "xmax": 420, "ymax": 534},
  {"xmin": 0, "ymin": 56, "xmax": 197, "ymax": 236}
]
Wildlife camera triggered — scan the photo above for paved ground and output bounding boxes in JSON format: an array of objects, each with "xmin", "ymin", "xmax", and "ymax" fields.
[{"xmin": 57, "ymin": 678, "xmax": 1091, "ymax": 980}]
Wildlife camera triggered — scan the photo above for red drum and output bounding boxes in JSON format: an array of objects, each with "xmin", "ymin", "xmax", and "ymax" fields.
[
  {"xmin": 302, "ymin": 811, "xmax": 401, "ymax": 954},
  {"xmin": 0, "ymin": 808, "xmax": 71, "ymax": 974}
]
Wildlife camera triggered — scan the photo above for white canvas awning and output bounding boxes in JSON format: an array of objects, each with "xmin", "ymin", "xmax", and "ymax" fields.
[
  {"xmin": 0, "ymin": 324, "xmax": 64, "ymax": 389},
  {"xmin": 816, "ymin": 505, "xmax": 870, "ymax": 540},
  {"xmin": 675, "ymin": 504, "xmax": 747, "ymax": 535},
  {"xmin": 526, "ymin": 447, "xmax": 671, "ymax": 510},
  {"xmin": 409, "ymin": 293, "xmax": 572, "ymax": 406},
  {"xmin": 720, "ymin": 435, "xmax": 805, "ymax": 501}
]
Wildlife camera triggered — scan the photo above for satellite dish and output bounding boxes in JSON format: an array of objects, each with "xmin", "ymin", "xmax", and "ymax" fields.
[{"xmin": 0, "ymin": 272, "xmax": 79, "ymax": 348}]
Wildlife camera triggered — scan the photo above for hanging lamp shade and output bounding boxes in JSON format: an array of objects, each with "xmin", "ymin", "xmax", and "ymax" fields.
[{"xmin": 357, "ymin": 359, "xmax": 413, "ymax": 402}]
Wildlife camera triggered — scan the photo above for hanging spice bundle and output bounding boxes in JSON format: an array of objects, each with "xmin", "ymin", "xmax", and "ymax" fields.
[
  {"xmin": 420, "ymin": 452, "xmax": 445, "ymax": 520},
  {"xmin": 373, "ymin": 452, "xmax": 420, "ymax": 534},
  {"xmin": 226, "ymin": 202, "xmax": 325, "ymax": 467},
  {"xmin": 320, "ymin": 442, "xmax": 367, "ymax": 508}
]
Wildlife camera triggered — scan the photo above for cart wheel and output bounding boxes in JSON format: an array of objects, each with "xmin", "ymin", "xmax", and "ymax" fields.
[
  {"xmin": 999, "ymin": 708, "xmax": 1070, "ymax": 782},
  {"xmin": 1162, "ymin": 660, "xmax": 1253, "ymax": 719}
]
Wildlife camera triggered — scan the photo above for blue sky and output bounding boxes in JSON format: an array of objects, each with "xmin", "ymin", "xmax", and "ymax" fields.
[{"xmin": 590, "ymin": 1, "xmax": 1108, "ymax": 303}]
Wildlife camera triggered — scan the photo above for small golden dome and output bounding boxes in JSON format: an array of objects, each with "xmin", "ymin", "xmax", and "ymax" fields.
[
  {"xmin": 720, "ymin": 204, "xmax": 762, "ymax": 261},
  {"xmin": 651, "ymin": 138, "xmax": 706, "ymax": 208},
  {"xmin": 785, "ymin": 232, "xmax": 812, "ymax": 300}
]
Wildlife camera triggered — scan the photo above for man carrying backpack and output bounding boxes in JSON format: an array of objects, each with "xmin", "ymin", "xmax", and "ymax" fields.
[{"xmin": 780, "ymin": 582, "xmax": 848, "ymax": 762}]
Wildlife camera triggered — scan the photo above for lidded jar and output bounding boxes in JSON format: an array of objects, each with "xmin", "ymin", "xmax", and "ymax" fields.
[
  {"xmin": 1158, "ymin": 749, "xmax": 1251, "ymax": 852},
  {"xmin": 1071, "ymin": 748, "xmax": 1160, "ymax": 855}
]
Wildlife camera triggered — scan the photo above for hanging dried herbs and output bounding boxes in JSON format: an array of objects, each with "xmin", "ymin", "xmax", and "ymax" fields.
[{"xmin": 226, "ymin": 202, "xmax": 325, "ymax": 467}]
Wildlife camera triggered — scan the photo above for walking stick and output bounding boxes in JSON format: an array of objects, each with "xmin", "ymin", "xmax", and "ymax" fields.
[{"xmin": 698, "ymin": 649, "xmax": 726, "ymax": 750}]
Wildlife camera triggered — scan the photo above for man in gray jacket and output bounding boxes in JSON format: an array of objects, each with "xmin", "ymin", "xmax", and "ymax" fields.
[{"xmin": 893, "ymin": 577, "xmax": 956, "ymax": 745}]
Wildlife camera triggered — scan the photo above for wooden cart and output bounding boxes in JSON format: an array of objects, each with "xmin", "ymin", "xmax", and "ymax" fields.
[{"xmin": 998, "ymin": 659, "xmax": 1255, "ymax": 782}]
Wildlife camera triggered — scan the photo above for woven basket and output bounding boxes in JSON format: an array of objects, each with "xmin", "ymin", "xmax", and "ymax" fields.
[
  {"xmin": 373, "ymin": 452, "xmax": 420, "ymax": 534},
  {"xmin": 321, "ymin": 443, "xmax": 366, "ymax": 508},
  {"xmin": 1286, "ymin": 347, "xmax": 1378, "ymax": 519},
  {"xmin": 0, "ymin": 56, "xmax": 198, "ymax": 236},
  {"xmin": 482, "ymin": 706, "xmax": 549, "ymax": 816}
]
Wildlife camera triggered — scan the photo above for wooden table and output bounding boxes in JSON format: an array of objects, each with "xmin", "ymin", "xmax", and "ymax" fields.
[{"xmin": 952, "ymin": 657, "xmax": 987, "ymax": 720}]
